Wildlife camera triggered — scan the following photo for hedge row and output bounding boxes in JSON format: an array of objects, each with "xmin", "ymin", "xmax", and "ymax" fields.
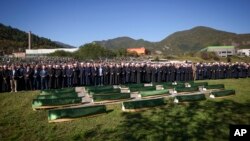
[
  {"xmin": 48, "ymin": 105, "xmax": 107, "ymax": 121},
  {"xmin": 140, "ymin": 89, "xmax": 169, "ymax": 97},
  {"xmin": 205, "ymin": 84, "xmax": 225, "ymax": 89},
  {"xmin": 175, "ymin": 94, "xmax": 206, "ymax": 102},
  {"xmin": 211, "ymin": 90, "xmax": 235, "ymax": 97},
  {"xmin": 123, "ymin": 98, "xmax": 165, "ymax": 109},
  {"xmin": 93, "ymin": 93, "xmax": 131, "ymax": 102},
  {"xmin": 32, "ymin": 97, "xmax": 82, "ymax": 108}
]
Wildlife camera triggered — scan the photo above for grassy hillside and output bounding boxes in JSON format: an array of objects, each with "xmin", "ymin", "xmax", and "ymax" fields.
[
  {"xmin": 0, "ymin": 78, "xmax": 250, "ymax": 140},
  {"xmin": 0, "ymin": 23, "xmax": 64, "ymax": 54}
]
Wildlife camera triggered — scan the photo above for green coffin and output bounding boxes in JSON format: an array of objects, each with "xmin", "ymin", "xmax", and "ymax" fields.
[
  {"xmin": 93, "ymin": 93, "xmax": 130, "ymax": 102},
  {"xmin": 175, "ymin": 94, "xmax": 206, "ymax": 102},
  {"xmin": 175, "ymin": 86, "xmax": 198, "ymax": 92},
  {"xmin": 125, "ymin": 83, "xmax": 144, "ymax": 88},
  {"xmin": 32, "ymin": 97, "xmax": 82, "ymax": 108},
  {"xmin": 140, "ymin": 89, "xmax": 169, "ymax": 97},
  {"xmin": 130, "ymin": 86, "xmax": 155, "ymax": 92},
  {"xmin": 86, "ymin": 86, "xmax": 114, "ymax": 92},
  {"xmin": 41, "ymin": 88, "xmax": 75, "ymax": 95},
  {"xmin": 89, "ymin": 89, "xmax": 120, "ymax": 95},
  {"xmin": 123, "ymin": 98, "xmax": 165, "ymax": 109},
  {"xmin": 36, "ymin": 92, "xmax": 79, "ymax": 99},
  {"xmin": 48, "ymin": 105, "xmax": 106, "ymax": 121},
  {"xmin": 205, "ymin": 84, "xmax": 225, "ymax": 89},
  {"xmin": 211, "ymin": 90, "xmax": 235, "ymax": 97},
  {"xmin": 192, "ymin": 82, "xmax": 208, "ymax": 87}
]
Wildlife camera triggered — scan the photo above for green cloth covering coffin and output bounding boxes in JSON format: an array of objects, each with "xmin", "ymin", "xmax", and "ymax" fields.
[
  {"xmin": 211, "ymin": 90, "xmax": 235, "ymax": 97},
  {"xmin": 191, "ymin": 82, "xmax": 208, "ymax": 87},
  {"xmin": 175, "ymin": 86, "xmax": 198, "ymax": 92},
  {"xmin": 93, "ymin": 93, "xmax": 131, "ymax": 102},
  {"xmin": 48, "ymin": 105, "xmax": 106, "ymax": 121},
  {"xmin": 36, "ymin": 92, "xmax": 79, "ymax": 99},
  {"xmin": 205, "ymin": 84, "xmax": 225, "ymax": 89},
  {"xmin": 175, "ymin": 94, "xmax": 206, "ymax": 102},
  {"xmin": 32, "ymin": 97, "xmax": 82, "ymax": 108},
  {"xmin": 88, "ymin": 89, "xmax": 121, "ymax": 95},
  {"xmin": 140, "ymin": 89, "xmax": 169, "ymax": 97},
  {"xmin": 123, "ymin": 98, "xmax": 165, "ymax": 109},
  {"xmin": 86, "ymin": 86, "xmax": 114, "ymax": 93},
  {"xmin": 130, "ymin": 86, "xmax": 155, "ymax": 92},
  {"xmin": 41, "ymin": 88, "xmax": 75, "ymax": 95}
]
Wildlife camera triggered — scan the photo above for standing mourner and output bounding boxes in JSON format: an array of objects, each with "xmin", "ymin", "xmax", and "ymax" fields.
[
  {"xmin": 79, "ymin": 63, "xmax": 85, "ymax": 86},
  {"xmin": 24, "ymin": 65, "xmax": 33, "ymax": 90},
  {"xmin": 54, "ymin": 65, "xmax": 61, "ymax": 89},
  {"xmin": 98, "ymin": 64, "xmax": 104, "ymax": 86},
  {"xmin": 66, "ymin": 64, "xmax": 73, "ymax": 87},
  {"xmin": 72, "ymin": 64, "xmax": 79, "ymax": 86},
  {"xmin": 125, "ymin": 63, "xmax": 131, "ymax": 83},
  {"xmin": 40, "ymin": 65, "xmax": 48, "ymax": 90},
  {"xmin": 103, "ymin": 64, "xmax": 109, "ymax": 85},
  {"xmin": 61, "ymin": 65, "xmax": 67, "ymax": 88},
  {"xmin": 17, "ymin": 65, "xmax": 24, "ymax": 91},
  {"xmin": 33, "ymin": 65, "xmax": 40, "ymax": 90},
  {"xmin": 47, "ymin": 65, "xmax": 55, "ymax": 89},
  {"xmin": 109, "ymin": 64, "xmax": 115, "ymax": 85},
  {"xmin": 9, "ymin": 65, "xmax": 18, "ymax": 92},
  {"xmin": 91, "ymin": 64, "xmax": 98, "ymax": 86},
  {"xmin": 2, "ymin": 65, "xmax": 10, "ymax": 92},
  {"xmin": 85, "ymin": 63, "xmax": 91, "ymax": 86}
]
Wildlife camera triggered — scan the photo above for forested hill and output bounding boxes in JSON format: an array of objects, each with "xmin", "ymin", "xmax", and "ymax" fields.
[
  {"xmin": 0, "ymin": 23, "xmax": 65, "ymax": 54},
  {"xmin": 94, "ymin": 26, "xmax": 250, "ymax": 55}
]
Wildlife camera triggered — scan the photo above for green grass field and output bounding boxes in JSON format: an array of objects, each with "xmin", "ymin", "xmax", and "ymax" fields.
[{"xmin": 1, "ymin": 78, "xmax": 250, "ymax": 141}]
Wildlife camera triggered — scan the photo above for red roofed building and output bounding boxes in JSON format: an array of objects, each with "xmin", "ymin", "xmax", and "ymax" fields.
[{"xmin": 127, "ymin": 47, "xmax": 146, "ymax": 55}]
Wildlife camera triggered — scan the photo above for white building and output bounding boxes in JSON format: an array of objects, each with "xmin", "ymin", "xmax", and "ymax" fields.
[
  {"xmin": 237, "ymin": 49, "xmax": 250, "ymax": 56},
  {"xmin": 200, "ymin": 46, "xmax": 235, "ymax": 57},
  {"xmin": 25, "ymin": 48, "xmax": 78, "ymax": 57}
]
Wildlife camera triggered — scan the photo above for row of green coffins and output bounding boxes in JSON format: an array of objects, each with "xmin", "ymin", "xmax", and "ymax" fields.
[
  {"xmin": 86, "ymin": 82, "xmax": 210, "ymax": 94},
  {"xmin": 47, "ymin": 89, "xmax": 235, "ymax": 122},
  {"xmin": 48, "ymin": 105, "xmax": 107, "ymax": 122}
]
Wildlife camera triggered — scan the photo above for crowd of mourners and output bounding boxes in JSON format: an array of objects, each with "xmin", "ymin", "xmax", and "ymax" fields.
[{"xmin": 0, "ymin": 57, "xmax": 250, "ymax": 93}]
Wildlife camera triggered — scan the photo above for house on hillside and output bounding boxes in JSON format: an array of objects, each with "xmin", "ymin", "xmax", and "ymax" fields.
[
  {"xmin": 237, "ymin": 49, "xmax": 250, "ymax": 56},
  {"xmin": 127, "ymin": 47, "xmax": 146, "ymax": 55},
  {"xmin": 200, "ymin": 46, "xmax": 235, "ymax": 57},
  {"xmin": 12, "ymin": 52, "xmax": 26, "ymax": 58}
]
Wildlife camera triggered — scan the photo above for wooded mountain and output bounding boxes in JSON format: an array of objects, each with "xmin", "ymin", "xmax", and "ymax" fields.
[
  {"xmin": 0, "ymin": 23, "xmax": 66, "ymax": 54},
  {"xmin": 95, "ymin": 26, "xmax": 250, "ymax": 55}
]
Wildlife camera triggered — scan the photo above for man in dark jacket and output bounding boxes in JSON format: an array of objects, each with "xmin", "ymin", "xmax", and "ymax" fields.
[{"xmin": 24, "ymin": 65, "xmax": 33, "ymax": 90}]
